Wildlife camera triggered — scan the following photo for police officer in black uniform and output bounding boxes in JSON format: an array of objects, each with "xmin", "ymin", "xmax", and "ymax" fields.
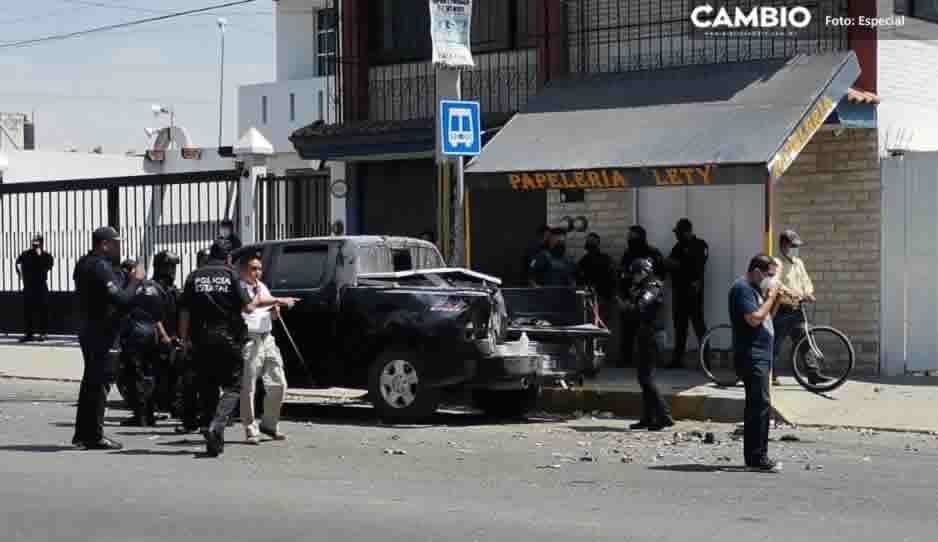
[
  {"xmin": 175, "ymin": 249, "xmax": 211, "ymax": 434},
  {"xmin": 72, "ymin": 226, "xmax": 141, "ymax": 450},
  {"xmin": 117, "ymin": 258, "xmax": 173, "ymax": 426},
  {"xmin": 618, "ymin": 225, "xmax": 664, "ymax": 367},
  {"xmin": 15, "ymin": 235, "xmax": 55, "ymax": 342},
  {"xmin": 617, "ymin": 258, "xmax": 674, "ymax": 431},
  {"xmin": 178, "ymin": 239, "xmax": 292, "ymax": 457},
  {"xmin": 665, "ymin": 218, "xmax": 709, "ymax": 369},
  {"xmin": 150, "ymin": 250, "xmax": 182, "ymax": 416}
]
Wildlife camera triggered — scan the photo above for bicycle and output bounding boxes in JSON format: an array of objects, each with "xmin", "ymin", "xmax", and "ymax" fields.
[{"xmin": 699, "ymin": 300, "xmax": 855, "ymax": 393}]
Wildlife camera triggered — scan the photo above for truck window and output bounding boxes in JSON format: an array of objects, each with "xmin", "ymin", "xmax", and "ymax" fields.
[
  {"xmin": 392, "ymin": 249, "xmax": 414, "ymax": 271},
  {"xmin": 417, "ymin": 246, "xmax": 445, "ymax": 269},
  {"xmin": 271, "ymin": 244, "xmax": 329, "ymax": 289},
  {"xmin": 358, "ymin": 245, "xmax": 393, "ymax": 274}
]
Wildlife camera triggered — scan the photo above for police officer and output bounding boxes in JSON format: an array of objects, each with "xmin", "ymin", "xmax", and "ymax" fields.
[
  {"xmin": 521, "ymin": 225, "xmax": 550, "ymax": 286},
  {"xmin": 529, "ymin": 227, "xmax": 576, "ymax": 287},
  {"xmin": 15, "ymin": 235, "xmax": 54, "ymax": 342},
  {"xmin": 117, "ymin": 258, "xmax": 173, "ymax": 426},
  {"xmin": 72, "ymin": 226, "xmax": 141, "ymax": 450},
  {"xmin": 219, "ymin": 219, "xmax": 242, "ymax": 251},
  {"xmin": 618, "ymin": 225, "xmax": 664, "ymax": 367},
  {"xmin": 150, "ymin": 250, "xmax": 182, "ymax": 416},
  {"xmin": 617, "ymin": 258, "xmax": 673, "ymax": 431},
  {"xmin": 178, "ymin": 239, "xmax": 294, "ymax": 457},
  {"xmin": 665, "ymin": 218, "xmax": 709, "ymax": 369},
  {"xmin": 175, "ymin": 249, "xmax": 211, "ymax": 434}
]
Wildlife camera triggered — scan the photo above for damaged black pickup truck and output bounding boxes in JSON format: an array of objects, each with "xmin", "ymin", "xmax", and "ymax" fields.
[{"xmin": 236, "ymin": 236, "xmax": 608, "ymax": 422}]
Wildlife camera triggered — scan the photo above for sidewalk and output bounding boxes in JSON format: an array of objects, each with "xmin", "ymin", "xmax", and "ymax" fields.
[{"xmin": 2, "ymin": 338, "xmax": 937, "ymax": 433}]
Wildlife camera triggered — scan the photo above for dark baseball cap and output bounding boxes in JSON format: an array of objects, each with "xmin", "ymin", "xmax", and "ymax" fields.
[
  {"xmin": 92, "ymin": 226, "xmax": 121, "ymax": 244},
  {"xmin": 209, "ymin": 237, "xmax": 233, "ymax": 260},
  {"xmin": 673, "ymin": 218, "xmax": 693, "ymax": 233},
  {"xmin": 31, "ymin": 234, "xmax": 43, "ymax": 245},
  {"xmin": 780, "ymin": 229, "xmax": 803, "ymax": 246}
]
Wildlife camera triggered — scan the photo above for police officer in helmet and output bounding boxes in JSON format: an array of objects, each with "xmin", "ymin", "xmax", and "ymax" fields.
[
  {"xmin": 151, "ymin": 250, "xmax": 182, "ymax": 415},
  {"xmin": 617, "ymin": 258, "xmax": 674, "ymax": 431},
  {"xmin": 72, "ymin": 226, "xmax": 142, "ymax": 450},
  {"xmin": 117, "ymin": 258, "xmax": 174, "ymax": 426}
]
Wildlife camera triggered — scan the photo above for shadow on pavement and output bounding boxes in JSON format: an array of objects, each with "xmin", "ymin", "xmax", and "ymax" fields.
[
  {"xmin": 281, "ymin": 401, "xmax": 558, "ymax": 429},
  {"xmin": 0, "ymin": 444, "xmax": 78, "ymax": 453},
  {"xmin": 649, "ymin": 464, "xmax": 769, "ymax": 473},
  {"xmin": 565, "ymin": 425, "xmax": 633, "ymax": 433},
  {"xmin": 108, "ymin": 449, "xmax": 196, "ymax": 457}
]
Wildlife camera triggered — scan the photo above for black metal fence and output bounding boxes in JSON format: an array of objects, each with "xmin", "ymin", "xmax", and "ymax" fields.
[
  {"xmin": 0, "ymin": 171, "xmax": 240, "ymax": 334},
  {"xmin": 332, "ymin": 0, "xmax": 850, "ymax": 124},
  {"xmin": 254, "ymin": 173, "xmax": 333, "ymax": 241}
]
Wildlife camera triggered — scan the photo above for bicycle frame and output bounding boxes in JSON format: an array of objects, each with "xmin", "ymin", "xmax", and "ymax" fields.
[{"xmin": 799, "ymin": 302, "xmax": 825, "ymax": 359}]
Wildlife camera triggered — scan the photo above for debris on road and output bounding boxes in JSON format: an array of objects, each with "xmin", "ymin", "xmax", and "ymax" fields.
[
  {"xmin": 537, "ymin": 464, "xmax": 562, "ymax": 470},
  {"xmin": 703, "ymin": 432, "xmax": 718, "ymax": 445},
  {"xmin": 620, "ymin": 455, "xmax": 634, "ymax": 464},
  {"xmin": 780, "ymin": 434, "xmax": 801, "ymax": 443},
  {"xmin": 383, "ymin": 448, "xmax": 407, "ymax": 455}
]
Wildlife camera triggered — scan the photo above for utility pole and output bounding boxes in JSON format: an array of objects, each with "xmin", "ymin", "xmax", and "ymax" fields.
[{"xmin": 217, "ymin": 17, "xmax": 228, "ymax": 148}]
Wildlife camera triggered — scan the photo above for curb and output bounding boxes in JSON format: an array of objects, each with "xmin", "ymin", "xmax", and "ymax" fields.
[
  {"xmin": 0, "ymin": 373, "xmax": 82, "ymax": 384},
  {"xmin": 539, "ymin": 387, "xmax": 747, "ymax": 423}
]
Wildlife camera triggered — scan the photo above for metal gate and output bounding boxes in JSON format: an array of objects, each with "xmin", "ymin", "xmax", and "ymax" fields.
[
  {"xmin": 0, "ymin": 171, "xmax": 239, "ymax": 334},
  {"xmin": 254, "ymin": 173, "xmax": 332, "ymax": 241},
  {"xmin": 881, "ymin": 152, "xmax": 938, "ymax": 375}
]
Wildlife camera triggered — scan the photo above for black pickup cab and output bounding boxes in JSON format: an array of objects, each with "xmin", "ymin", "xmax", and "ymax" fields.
[{"xmin": 237, "ymin": 236, "xmax": 608, "ymax": 422}]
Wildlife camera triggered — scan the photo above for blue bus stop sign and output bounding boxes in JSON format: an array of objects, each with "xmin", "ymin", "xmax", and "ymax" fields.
[{"xmin": 440, "ymin": 100, "xmax": 481, "ymax": 156}]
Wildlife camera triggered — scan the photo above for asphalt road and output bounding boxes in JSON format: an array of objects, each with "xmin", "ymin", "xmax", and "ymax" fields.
[{"xmin": 1, "ymin": 378, "xmax": 936, "ymax": 542}]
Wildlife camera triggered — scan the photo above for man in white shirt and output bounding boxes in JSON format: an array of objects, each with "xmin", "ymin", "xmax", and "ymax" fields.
[{"xmin": 239, "ymin": 254, "xmax": 296, "ymax": 444}]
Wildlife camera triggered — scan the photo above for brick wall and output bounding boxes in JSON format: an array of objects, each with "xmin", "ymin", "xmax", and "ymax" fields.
[
  {"xmin": 774, "ymin": 127, "xmax": 882, "ymax": 374},
  {"xmin": 547, "ymin": 189, "xmax": 635, "ymax": 263}
]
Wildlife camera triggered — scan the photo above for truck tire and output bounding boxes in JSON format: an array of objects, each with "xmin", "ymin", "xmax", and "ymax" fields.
[
  {"xmin": 368, "ymin": 349, "xmax": 440, "ymax": 423},
  {"xmin": 472, "ymin": 386, "xmax": 540, "ymax": 420}
]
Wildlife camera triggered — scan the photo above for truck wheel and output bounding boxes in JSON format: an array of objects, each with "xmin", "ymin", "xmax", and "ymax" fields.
[
  {"xmin": 472, "ymin": 386, "xmax": 540, "ymax": 420},
  {"xmin": 368, "ymin": 349, "xmax": 440, "ymax": 423}
]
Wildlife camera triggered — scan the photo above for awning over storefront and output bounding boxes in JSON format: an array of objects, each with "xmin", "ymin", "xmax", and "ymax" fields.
[{"xmin": 466, "ymin": 52, "xmax": 861, "ymax": 191}]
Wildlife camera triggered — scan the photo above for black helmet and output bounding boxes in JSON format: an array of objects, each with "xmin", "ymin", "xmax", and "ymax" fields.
[
  {"xmin": 629, "ymin": 257, "xmax": 654, "ymax": 276},
  {"xmin": 153, "ymin": 250, "xmax": 181, "ymax": 269}
]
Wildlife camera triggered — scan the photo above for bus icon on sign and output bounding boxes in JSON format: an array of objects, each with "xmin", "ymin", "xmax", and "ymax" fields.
[
  {"xmin": 448, "ymin": 108, "xmax": 474, "ymax": 148},
  {"xmin": 440, "ymin": 100, "xmax": 481, "ymax": 156}
]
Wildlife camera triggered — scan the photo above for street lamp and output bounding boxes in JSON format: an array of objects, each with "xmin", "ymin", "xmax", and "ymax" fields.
[
  {"xmin": 151, "ymin": 104, "xmax": 175, "ymax": 149},
  {"xmin": 217, "ymin": 17, "xmax": 228, "ymax": 149}
]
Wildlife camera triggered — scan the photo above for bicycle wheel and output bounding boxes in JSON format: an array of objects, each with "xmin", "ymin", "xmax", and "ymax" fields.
[
  {"xmin": 791, "ymin": 326, "xmax": 855, "ymax": 393},
  {"xmin": 699, "ymin": 324, "xmax": 739, "ymax": 387}
]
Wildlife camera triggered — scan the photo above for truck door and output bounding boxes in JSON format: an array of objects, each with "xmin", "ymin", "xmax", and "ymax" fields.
[{"xmin": 266, "ymin": 242, "xmax": 335, "ymax": 387}]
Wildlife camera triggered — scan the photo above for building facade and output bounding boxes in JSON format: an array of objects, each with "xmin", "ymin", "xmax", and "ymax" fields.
[{"xmin": 275, "ymin": 0, "xmax": 938, "ymax": 374}]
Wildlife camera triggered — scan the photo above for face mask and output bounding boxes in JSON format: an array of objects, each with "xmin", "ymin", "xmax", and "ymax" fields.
[
  {"xmin": 633, "ymin": 272, "xmax": 647, "ymax": 284},
  {"xmin": 551, "ymin": 244, "xmax": 566, "ymax": 257},
  {"xmin": 759, "ymin": 276, "xmax": 776, "ymax": 292},
  {"xmin": 787, "ymin": 247, "xmax": 800, "ymax": 259},
  {"xmin": 585, "ymin": 243, "xmax": 598, "ymax": 253},
  {"xmin": 220, "ymin": 227, "xmax": 232, "ymax": 238}
]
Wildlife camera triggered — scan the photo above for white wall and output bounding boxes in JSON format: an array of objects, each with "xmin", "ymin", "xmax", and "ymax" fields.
[
  {"xmin": 1, "ymin": 149, "xmax": 237, "ymax": 183},
  {"xmin": 276, "ymin": 0, "xmax": 327, "ymax": 81},
  {"xmin": 238, "ymin": 77, "xmax": 336, "ymax": 152},
  {"xmin": 877, "ymin": 2, "xmax": 938, "ymax": 152},
  {"xmin": 2, "ymin": 150, "xmax": 145, "ymax": 183}
]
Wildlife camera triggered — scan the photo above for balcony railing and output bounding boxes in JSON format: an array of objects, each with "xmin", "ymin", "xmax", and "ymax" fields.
[{"xmin": 329, "ymin": 0, "xmax": 850, "ymax": 124}]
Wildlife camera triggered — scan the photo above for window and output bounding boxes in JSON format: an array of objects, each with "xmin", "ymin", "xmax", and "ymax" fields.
[
  {"xmin": 271, "ymin": 244, "xmax": 330, "ymax": 289},
  {"xmin": 289, "ymin": 93, "xmax": 296, "ymax": 122},
  {"xmin": 358, "ymin": 245, "xmax": 394, "ymax": 274},
  {"xmin": 261, "ymin": 95, "xmax": 268, "ymax": 124},
  {"xmin": 317, "ymin": 90, "xmax": 324, "ymax": 121},
  {"xmin": 317, "ymin": 8, "xmax": 337, "ymax": 76},
  {"xmin": 896, "ymin": 0, "xmax": 938, "ymax": 23}
]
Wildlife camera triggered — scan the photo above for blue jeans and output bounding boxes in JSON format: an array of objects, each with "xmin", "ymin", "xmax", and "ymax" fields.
[
  {"xmin": 773, "ymin": 308, "xmax": 820, "ymax": 375},
  {"xmin": 735, "ymin": 357, "xmax": 771, "ymax": 464}
]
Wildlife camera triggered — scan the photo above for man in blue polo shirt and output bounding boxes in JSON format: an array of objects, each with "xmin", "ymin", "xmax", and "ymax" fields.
[{"xmin": 729, "ymin": 254, "xmax": 782, "ymax": 473}]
